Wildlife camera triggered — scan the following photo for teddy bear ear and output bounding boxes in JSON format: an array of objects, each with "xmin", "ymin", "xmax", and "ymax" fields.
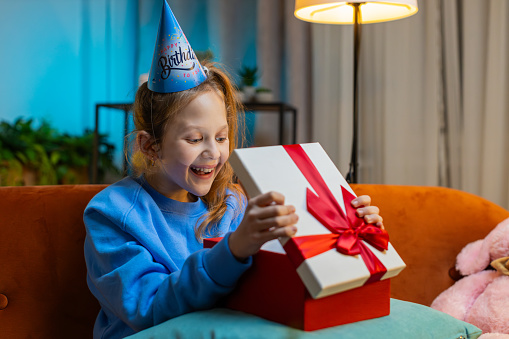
[
  {"xmin": 456, "ymin": 239, "xmax": 490, "ymax": 276},
  {"xmin": 486, "ymin": 219, "xmax": 509, "ymax": 261}
]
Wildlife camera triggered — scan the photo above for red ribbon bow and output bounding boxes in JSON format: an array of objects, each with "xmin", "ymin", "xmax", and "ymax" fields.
[{"xmin": 282, "ymin": 144, "xmax": 389, "ymax": 284}]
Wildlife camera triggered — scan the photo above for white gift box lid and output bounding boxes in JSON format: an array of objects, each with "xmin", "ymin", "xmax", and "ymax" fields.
[{"xmin": 229, "ymin": 143, "xmax": 406, "ymax": 299}]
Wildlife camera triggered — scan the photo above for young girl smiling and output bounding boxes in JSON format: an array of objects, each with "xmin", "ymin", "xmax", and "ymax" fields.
[{"xmin": 84, "ymin": 3, "xmax": 383, "ymax": 338}]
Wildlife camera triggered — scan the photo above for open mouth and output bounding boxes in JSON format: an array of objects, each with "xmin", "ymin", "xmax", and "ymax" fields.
[{"xmin": 190, "ymin": 166, "xmax": 215, "ymax": 176}]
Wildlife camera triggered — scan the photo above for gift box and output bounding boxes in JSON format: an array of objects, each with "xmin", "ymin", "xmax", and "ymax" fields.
[
  {"xmin": 205, "ymin": 237, "xmax": 391, "ymax": 331},
  {"xmin": 228, "ymin": 143, "xmax": 406, "ymax": 299}
]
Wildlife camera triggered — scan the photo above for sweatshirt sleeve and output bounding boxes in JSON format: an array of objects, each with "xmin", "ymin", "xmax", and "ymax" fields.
[{"xmin": 84, "ymin": 208, "xmax": 251, "ymax": 333}]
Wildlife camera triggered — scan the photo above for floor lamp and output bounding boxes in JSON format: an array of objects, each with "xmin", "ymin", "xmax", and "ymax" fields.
[{"xmin": 294, "ymin": 0, "xmax": 418, "ymax": 183}]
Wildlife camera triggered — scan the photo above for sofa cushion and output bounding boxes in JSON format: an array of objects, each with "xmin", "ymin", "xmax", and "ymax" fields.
[{"xmin": 127, "ymin": 299, "xmax": 482, "ymax": 339}]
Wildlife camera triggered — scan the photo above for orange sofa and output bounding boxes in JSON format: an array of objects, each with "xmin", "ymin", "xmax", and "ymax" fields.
[{"xmin": 1, "ymin": 183, "xmax": 508, "ymax": 338}]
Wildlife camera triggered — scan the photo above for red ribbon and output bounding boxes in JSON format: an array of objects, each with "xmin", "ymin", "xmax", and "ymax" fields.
[{"xmin": 282, "ymin": 144, "xmax": 389, "ymax": 284}]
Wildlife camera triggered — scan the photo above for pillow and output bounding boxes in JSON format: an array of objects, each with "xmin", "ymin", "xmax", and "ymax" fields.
[{"xmin": 127, "ymin": 299, "xmax": 482, "ymax": 339}]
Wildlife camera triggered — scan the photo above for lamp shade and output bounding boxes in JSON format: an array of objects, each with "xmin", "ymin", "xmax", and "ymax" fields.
[{"xmin": 294, "ymin": 0, "xmax": 418, "ymax": 24}]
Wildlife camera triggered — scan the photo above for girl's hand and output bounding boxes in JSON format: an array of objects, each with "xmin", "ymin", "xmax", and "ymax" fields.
[
  {"xmin": 229, "ymin": 191, "xmax": 299, "ymax": 260},
  {"xmin": 351, "ymin": 195, "xmax": 384, "ymax": 228}
]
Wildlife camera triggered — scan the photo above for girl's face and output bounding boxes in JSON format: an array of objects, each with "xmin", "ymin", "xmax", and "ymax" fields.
[{"xmin": 150, "ymin": 90, "xmax": 230, "ymax": 202}]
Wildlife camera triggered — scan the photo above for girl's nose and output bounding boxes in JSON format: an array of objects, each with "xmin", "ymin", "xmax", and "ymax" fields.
[{"xmin": 203, "ymin": 140, "xmax": 220, "ymax": 159}]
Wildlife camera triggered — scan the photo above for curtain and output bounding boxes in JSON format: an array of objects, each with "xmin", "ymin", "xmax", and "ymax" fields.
[
  {"xmin": 0, "ymin": 0, "xmax": 137, "ymax": 134},
  {"xmin": 312, "ymin": 0, "xmax": 442, "ymax": 182},
  {"xmin": 256, "ymin": 0, "xmax": 313, "ymax": 146},
  {"xmin": 1, "ymin": 0, "xmax": 259, "ymax": 168},
  {"xmin": 459, "ymin": 0, "xmax": 509, "ymax": 207},
  {"xmin": 311, "ymin": 0, "xmax": 509, "ymax": 208},
  {"xmin": 5, "ymin": 0, "xmax": 509, "ymax": 205},
  {"xmin": 0, "ymin": 0, "xmax": 139, "ymax": 167},
  {"xmin": 168, "ymin": 0, "xmax": 258, "ymax": 79}
]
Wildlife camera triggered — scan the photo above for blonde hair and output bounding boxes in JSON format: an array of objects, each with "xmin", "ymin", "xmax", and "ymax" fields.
[{"xmin": 128, "ymin": 62, "xmax": 245, "ymax": 241}]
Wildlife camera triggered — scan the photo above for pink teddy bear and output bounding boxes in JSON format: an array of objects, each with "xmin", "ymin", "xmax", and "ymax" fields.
[{"xmin": 431, "ymin": 217, "xmax": 509, "ymax": 338}]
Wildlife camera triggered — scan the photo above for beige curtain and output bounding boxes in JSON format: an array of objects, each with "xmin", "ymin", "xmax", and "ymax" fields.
[
  {"xmin": 256, "ymin": 0, "xmax": 313, "ymax": 145},
  {"xmin": 312, "ymin": 0, "xmax": 442, "ymax": 183},
  {"xmin": 310, "ymin": 0, "xmax": 509, "ymax": 208},
  {"xmin": 460, "ymin": 0, "xmax": 509, "ymax": 207}
]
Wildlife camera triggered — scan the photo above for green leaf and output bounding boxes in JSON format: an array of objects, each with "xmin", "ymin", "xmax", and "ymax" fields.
[
  {"xmin": 16, "ymin": 152, "xmax": 28, "ymax": 164},
  {"xmin": 50, "ymin": 151, "xmax": 60, "ymax": 165},
  {"xmin": 25, "ymin": 149, "xmax": 36, "ymax": 163}
]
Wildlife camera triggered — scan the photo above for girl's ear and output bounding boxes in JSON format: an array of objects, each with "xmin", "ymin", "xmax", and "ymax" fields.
[{"xmin": 137, "ymin": 131, "xmax": 159, "ymax": 159}]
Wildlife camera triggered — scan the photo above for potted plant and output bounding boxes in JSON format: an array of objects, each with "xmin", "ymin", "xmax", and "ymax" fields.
[
  {"xmin": 238, "ymin": 65, "xmax": 258, "ymax": 102},
  {"xmin": 0, "ymin": 118, "xmax": 58, "ymax": 185},
  {"xmin": 255, "ymin": 87, "xmax": 274, "ymax": 103},
  {"xmin": 0, "ymin": 118, "xmax": 119, "ymax": 186},
  {"xmin": 0, "ymin": 141, "xmax": 23, "ymax": 186},
  {"xmin": 52, "ymin": 130, "xmax": 118, "ymax": 184}
]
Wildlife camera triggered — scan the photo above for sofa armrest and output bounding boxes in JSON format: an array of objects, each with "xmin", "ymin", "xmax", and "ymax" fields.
[
  {"xmin": 351, "ymin": 184, "xmax": 509, "ymax": 306},
  {"xmin": 0, "ymin": 184, "xmax": 107, "ymax": 339}
]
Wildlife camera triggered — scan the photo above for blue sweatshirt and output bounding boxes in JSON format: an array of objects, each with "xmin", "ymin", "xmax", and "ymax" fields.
[{"xmin": 84, "ymin": 177, "xmax": 251, "ymax": 338}]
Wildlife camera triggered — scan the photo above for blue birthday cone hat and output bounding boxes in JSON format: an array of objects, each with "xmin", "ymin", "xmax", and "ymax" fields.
[{"xmin": 148, "ymin": 1, "xmax": 207, "ymax": 93}]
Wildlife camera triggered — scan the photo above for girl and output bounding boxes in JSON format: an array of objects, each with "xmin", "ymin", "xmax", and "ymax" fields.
[{"xmin": 83, "ymin": 62, "xmax": 383, "ymax": 338}]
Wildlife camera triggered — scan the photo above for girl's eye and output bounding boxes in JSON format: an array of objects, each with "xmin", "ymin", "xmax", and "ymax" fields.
[
  {"xmin": 216, "ymin": 137, "xmax": 228, "ymax": 143},
  {"xmin": 187, "ymin": 138, "xmax": 202, "ymax": 143}
]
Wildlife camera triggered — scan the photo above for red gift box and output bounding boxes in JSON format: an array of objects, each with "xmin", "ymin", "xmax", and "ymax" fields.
[
  {"xmin": 229, "ymin": 143, "xmax": 405, "ymax": 299},
  {"xmin": 204, "ymin": 237, "xmax": 390, "ymax": 331}
]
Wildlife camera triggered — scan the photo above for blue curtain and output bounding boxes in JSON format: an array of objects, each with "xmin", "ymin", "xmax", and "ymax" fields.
[{"xmin": 0, "ymin": 0, "xmax": 257, "ymax": 166}]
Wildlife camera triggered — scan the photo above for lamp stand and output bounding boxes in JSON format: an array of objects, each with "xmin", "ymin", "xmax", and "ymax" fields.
[{"xmin": 345, "ymin": 2, "xmax": 362, "ymax": 184}]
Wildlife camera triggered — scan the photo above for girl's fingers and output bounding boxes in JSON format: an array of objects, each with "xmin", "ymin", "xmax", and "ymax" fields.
[
  {"xmin": 251, "ymin": 204, "xmax": 296, "ymax": 220},
  {"xmin": 354, "ymin": 201, "xmax": 384, "ymax": 226},
  {"xmin": 270, "ymin": 225, "xmax": 298, "ymax": 238},
  {"xmin": 351, "ymin": 195, "xmax": 371, "ymax": 208},
  {"xmin": 250, "ymin": 191, "xmax": 285, "ymax": 207},
  {"xmin": 256, "ymin": 225, "xmax": 298, "ymax": 244},
  {"xmin": 364, "ymin": 214, "xmax": 383, "ymax": 225},
  {"xmin": 356, "ymin": 205, "xmax": 380, "ymax": 217},
  {"xmin": 256, "ymin": 213, "xmax": 299, "ymax": 231}
]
